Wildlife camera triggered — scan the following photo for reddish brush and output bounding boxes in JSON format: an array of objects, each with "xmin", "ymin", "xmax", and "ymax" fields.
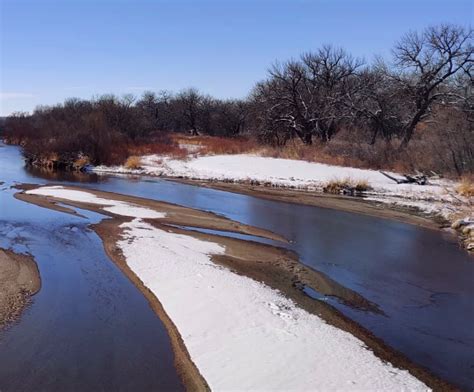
[{"xmin": 170, "ymin": 134, "xmax": 255, "ymax": 155}]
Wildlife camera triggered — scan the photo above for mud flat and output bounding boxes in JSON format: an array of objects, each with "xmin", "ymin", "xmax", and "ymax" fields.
[
  {"xmin": 15, "ymin": 184, "xmax": 454, "ymax": 390},
  {"xmin": 0, "ymin": 249, "xmax": 41, "ymax": 329}
]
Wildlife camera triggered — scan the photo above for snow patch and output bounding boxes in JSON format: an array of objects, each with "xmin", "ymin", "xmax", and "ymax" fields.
[
  {"xmin": 26, "ymin": 186, "xmax": 166, "ymax": 219},
  {"xmin": 118, "ymin": 218, "xmax": 428, "ymax": 390}
]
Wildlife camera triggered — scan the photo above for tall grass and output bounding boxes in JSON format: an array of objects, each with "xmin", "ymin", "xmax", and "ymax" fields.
[
  {"xmin": 456, "ymin": 176, "xmax": 474, "ymax": 197},
  {"xmin": 323, "ymin": 178, "xmax": 372, "ymax": 195},
  {"xmin": 171, "ymin": 134, "xmax": 255, "ymax": 155},
  {"xmin": 124, "ymin": 156, "xmax": 142, "ymax": 170}
]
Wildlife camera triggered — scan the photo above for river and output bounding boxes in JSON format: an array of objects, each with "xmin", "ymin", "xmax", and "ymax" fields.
[{"xmin": 1, "ymin": 142, "xmax": 473, "ymax": 390}]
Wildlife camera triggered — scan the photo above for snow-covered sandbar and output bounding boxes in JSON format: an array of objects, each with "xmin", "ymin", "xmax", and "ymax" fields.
[
  {"xmin": 119, "ymin": 218, "xmax": 428, "ymax": 390},
  {"xmin": 18, "ymin": 184, "xmax": 433, "ymax": 390}
]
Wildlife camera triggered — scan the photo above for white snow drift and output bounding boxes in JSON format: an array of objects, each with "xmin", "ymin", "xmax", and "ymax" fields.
[
  {"xmin": 95, "ymin": 153, "xmax": 448, "ymax": 194},
  {"xmin": 93, "ymin": 153, "xmax": 470, "ymax": 220},
  {"xmin": 26, "ymin": 186, "xmax": 165, "ymax": 219}
]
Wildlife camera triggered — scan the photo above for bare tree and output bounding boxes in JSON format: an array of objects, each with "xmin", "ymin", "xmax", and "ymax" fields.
[
  {"xmin": 302, "ymin": 46, "xmax": 363, "ymax": 141},
  {"xmin": 392, "ymin": 24, "xmax": 473, "ymax": 149},
  {"xmin": 267, "ymin": 60, "xmax": 314, "ymax": 144},
  {"xmin": 253, "ymin": 46, "xmax": 362, "ymax": 145},
  {"xmin": 212, "ymin": 99, "xmax": 248, "ymax": 136},
  {"xmin": 176, "ymin": 88, "xmax": 203, "ymax": 135},
  {"xmin": 345, "ymin": 62, "xmax": 407, "ymax": 144},
  {"xmin": 137, "ymin": 91, "xmax": 159, "ymax": 125}
]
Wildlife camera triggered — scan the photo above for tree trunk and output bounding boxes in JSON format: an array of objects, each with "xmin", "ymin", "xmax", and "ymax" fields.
[
  {"xmin": 399, "ymin": 125, "xmax": 415, "ymax": 150},
  {"xmin": 399, "ymin": 100, "xmax": 429, "ymax": 150},
  {"xmin": 369, "ymin": 127, "xmax": 378, "ymax": 145},
  {"xmin": 303, "ymin": 132, "xmax": 312, "ymax": 145}
]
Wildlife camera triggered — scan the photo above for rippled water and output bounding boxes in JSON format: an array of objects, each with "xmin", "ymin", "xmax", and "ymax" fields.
[{"xmin": 1, "ymin": 143, "xmax": 473, "ymax": 389}]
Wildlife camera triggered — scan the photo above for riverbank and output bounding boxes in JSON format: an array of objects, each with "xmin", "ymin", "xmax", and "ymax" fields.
[
  {"xmin": 92, "ymin": 153, "xmax": 473, "ymax": 252},
  {"xmin": 176, "ymin": 178, "xmax": 474, "ymax": 255},
  {"xmin": 0, "ymin": 249, "xmax": 41, "ymax": 329},
  {"xmin": 173, "ymin": 177, "xmax": 444, "ymax": 229},
  {"xmin": 14, "ymin": 184, "xmax": 454, "ymax": 390}
]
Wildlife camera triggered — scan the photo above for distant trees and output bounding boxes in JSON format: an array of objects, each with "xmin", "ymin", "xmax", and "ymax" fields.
[
  {"xmin": 344, "ymin": 64, "xmax": 406, "ymax": 145},
  {"xmin": 429, "ymin": 104, "xmax": 474, "ymax": 175},
  {"xmin": 133, "ymin": 88, "xmax": 249, "ymax": 137},
  {"xmin": 251, "ymin": 24, "xmax": 472, "ymax": 150},
  {"xmin": 391, "ymin": 24, "xmax": 473, "ymax": 149},
  {"xmin": 3, "ymin": 88, "xmax": 251, "ymax": 165},
  {"xmin": 175, "ymin": 88, "xmax": 202, "ymax": 135},
  {"xmin": 3, "ymin": 23, "xmax": 473, "ymax": 174},
  {"xmin": 251, "ymin": 46, "xmax": 362, "ymax": 145}
]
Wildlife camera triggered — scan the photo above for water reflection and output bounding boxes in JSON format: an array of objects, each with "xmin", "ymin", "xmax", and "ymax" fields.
[{"xmin": 26, "ymin": 165, "xmax": 102, "ymax": 183}]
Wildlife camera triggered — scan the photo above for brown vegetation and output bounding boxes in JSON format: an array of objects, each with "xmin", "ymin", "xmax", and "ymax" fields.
[
  {"xmin": 124, "ymin": 156, "xmax": 142, "ymax": 170},
  {"xmin": 323, "ymin": 178, "xmax": 371, "ymax": 195},
  {"xmin": 456, "ymin": 176, "xmax": 474, "ymax": 197},
  {"xmin": 172, "ymin": 134, "xmax": 255, "ymax": 155}
]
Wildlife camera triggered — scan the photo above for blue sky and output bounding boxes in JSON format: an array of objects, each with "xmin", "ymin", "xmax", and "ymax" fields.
[{"xmin": 0, "ymin": 0, "xmax": 472, "ymax": 115}]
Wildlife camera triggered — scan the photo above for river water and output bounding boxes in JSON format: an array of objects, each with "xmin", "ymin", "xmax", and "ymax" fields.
[{"xmin": 1, "ymin": 143, "xmax": 473, "ymax": 390}]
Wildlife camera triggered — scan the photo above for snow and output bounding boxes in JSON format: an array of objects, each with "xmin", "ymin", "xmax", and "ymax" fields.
[
  {"xmin": 23, "ymin": 184, "xmax": 432, "ymax": 386},
  {"xmin": 96, "ymin": 154, "xmax": 432, "ymax": 191},
  {"xmin": 93, "ymin": 153, "xmax": 471, "ymax": 222},
  {"xmin": 26, "ymin": 186, "xmax": 166, "ymax": 219},
  {"xmin": 119, "ymin": 218, "xmax": 428, "ymax": 391}
]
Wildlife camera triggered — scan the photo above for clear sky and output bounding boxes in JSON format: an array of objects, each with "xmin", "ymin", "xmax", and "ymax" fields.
[{"xmin": 0, "ymin": 0, "xmax": 472, "ymax": 115}]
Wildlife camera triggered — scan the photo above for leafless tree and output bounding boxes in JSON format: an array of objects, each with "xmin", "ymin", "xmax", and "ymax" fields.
[
  {"xmin": 392, "ymin": 24, "xmax": 473, "ymax": 149},
  {"xmin": 217, "ymin": 100, "xmax": 248, "ymax": 136},
  {"xmin": 345, "ymin": 62, "xmax": 408, "ymax": 144},
  {"xmin": 176, "ymin": 88, "xmax": 203, "ymax": 135},
  {"xmin": 253, "ymin": 46, "xmax": 363, "ymax": 145}
]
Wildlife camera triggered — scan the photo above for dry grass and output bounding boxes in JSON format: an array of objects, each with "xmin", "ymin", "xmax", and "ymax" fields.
[
  {"xmin": 128, "ymin": 141, "xmax": 188, "ymax": 160},
  {"xmin": 456, "ymin": 176, "xmax": 474, "ymax": 197},
  {"xmin": 171, "ymin": 135, "xmax": 391, "ymax": 170},
  {"xmin": 124, "ymin": 156, "xmax": 142, "ymax": 170},
  {"xmin": 47, "ymin": 152, "xmax": 60, "ymax": 161},
  {"xmin": 352, "ymin": 179, "xmax": 371, "ymax": 192},
  {"xmin": 171, "ymin": 134, "xmax": 255, "ymax": 155},
  {"xmin": 323, "ymin": 177, "xmax": 372, "ymax": 195},
  {"xmin": 171, "ymin": 134, "xmax": 204, "ymax": 146},
  {"xmin": 100, "ymin": 131, "xmax": 470, "ymax": 180},
  {"xmin": 73, "ymin": 156, "xmax": 90, "ymax": 169},
  {"xmin": 201, "ymin": 137, "xmax": 255, "ymax": 155},
  {"xmin": 257, "ymin": 140, "xmax": 372, "ymax": 169}
]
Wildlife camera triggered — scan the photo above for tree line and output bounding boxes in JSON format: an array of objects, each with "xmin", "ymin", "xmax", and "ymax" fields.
[{"xmin": 3, "ymin": 24, "xmax": 473, "ymax": 174}]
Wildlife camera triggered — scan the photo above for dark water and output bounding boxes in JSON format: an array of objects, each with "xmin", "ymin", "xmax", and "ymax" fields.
[
  {"xmin": 1, "ymin": 143, "xmax": 474, "ymax": 389},
  {"xmin": 0, "ymin": 145, "xmax": 183, "ymax": 391}
]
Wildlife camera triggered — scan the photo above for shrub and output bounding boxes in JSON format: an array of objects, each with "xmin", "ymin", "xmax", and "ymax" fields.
[
  {"xmin": 353, "ymin": 179, "xmax": 371, "ymax": 192},
  {"xmin": 128, "ymin": 136, "xmax": 188, "ymax": 160},
  {"xmin": 194, "ymin": 136, "xmax": 255, "ymax": 155},
  {"xmin": 323, "ymin": 177, "xmax": 371, "ymax": 195},
  {"xmin": 124, "ymin": 156, "xmax": 142, "ymax": 170},
  {"xmin": 73, "ymin": 156, "xmax": 90, "ymax": 170},
  {"xmin": 168, "ymin": 134, "xmax": 255, "ymax": 156},
  {"xmin": 456, "ymin": 176, "xmax": 474, "ymax": 198}
]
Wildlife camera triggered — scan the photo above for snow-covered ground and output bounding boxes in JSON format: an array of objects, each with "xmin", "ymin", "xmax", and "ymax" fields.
[
  {"xmin": 93, "ymin": 153, "xmax": 471, "ymax": 222},
  {"xmin": 26, "ymin": 186, "xmax": 166, "ymax": 219},
  {"xmin": 121, "ymin": 219, "xmax": 426, "ymax": 390},
  {"xmin": 24, "ymin": 185, "xmax": 429, "ymax": 389}
]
